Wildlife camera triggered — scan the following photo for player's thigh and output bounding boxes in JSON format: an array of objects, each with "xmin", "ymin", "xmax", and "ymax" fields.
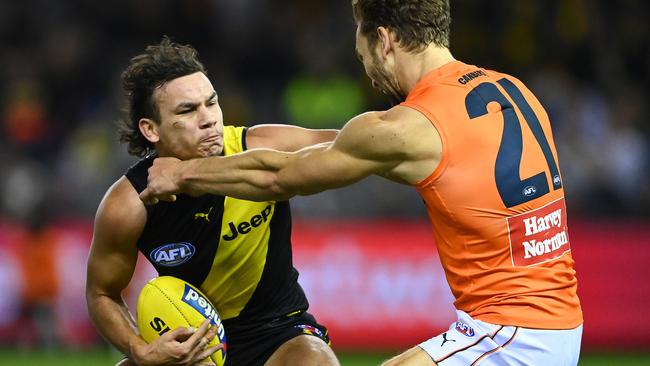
[
  {"xmin": 381, "ymin": 346, "xmax": 437, "ymax": 366},
  {"xmin": 264, "ymin": 334, "xmax": 339, "ymax": 366}
]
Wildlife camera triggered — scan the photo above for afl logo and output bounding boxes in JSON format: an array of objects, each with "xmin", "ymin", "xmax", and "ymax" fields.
[
  {"xmin": 455, "ymin": 322, "xmax": 475, "ymax": 337},
  {"xmin": 150, "ymin": 243, "xmax": 196, "ymax": 267},
  {"xmin": 553, "ymin": 175, "xmax": 561, "ymax": 185},
  {"xmin": 522, "ymin": 186, "xmax": 537, "ymax": 197}
]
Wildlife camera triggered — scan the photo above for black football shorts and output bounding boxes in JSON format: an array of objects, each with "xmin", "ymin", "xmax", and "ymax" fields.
[{"xmin": 223, "ymin": 310, "xmax": 331, "ymax": 366}]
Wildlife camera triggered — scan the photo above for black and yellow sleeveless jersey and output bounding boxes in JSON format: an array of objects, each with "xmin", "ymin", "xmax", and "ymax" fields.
[{"xmin": 125, "ymin": 126, "xmax": 309, "ymax": 325}]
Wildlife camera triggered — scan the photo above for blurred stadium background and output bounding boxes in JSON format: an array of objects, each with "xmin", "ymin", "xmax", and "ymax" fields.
[{"xmin": 0, "ymin": 0, "xmax": 649, "ymax": 364}]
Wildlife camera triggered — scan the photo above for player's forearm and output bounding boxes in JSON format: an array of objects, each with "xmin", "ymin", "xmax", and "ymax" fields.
[
  {"xmin": 178, "ymin": 148, "xmax": 302, "ymax": 201},
  {"xmin": 87, "ymin": 291, "xmax": 147, "ymax": 361}
]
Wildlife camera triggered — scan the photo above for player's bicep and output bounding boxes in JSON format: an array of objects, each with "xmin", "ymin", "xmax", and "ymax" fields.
[
  {"xmin": 278, "ymin": 128, "xmax": 400, "ymax": 194},
  {"xmin": 87, "ymin": 179, "xmax": 146, "ymax": 298},
  {"xmin": 87, "ymin": 228, "xmax": 138, "ymax": 297}
]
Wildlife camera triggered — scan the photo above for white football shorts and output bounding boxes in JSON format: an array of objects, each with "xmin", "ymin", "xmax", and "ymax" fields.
[{"xmin": 419, "ymin": 310, "xmax": 582, "ymax": 366}]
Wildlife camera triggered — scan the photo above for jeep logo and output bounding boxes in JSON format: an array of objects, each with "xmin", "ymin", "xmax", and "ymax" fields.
[
  {"xmin": 222, "ymin": 205, "xmax": 272, "ymax": 241},
  {"xmin": 150, "ymin": 242, "xmax": 196, "ymax": 267}
]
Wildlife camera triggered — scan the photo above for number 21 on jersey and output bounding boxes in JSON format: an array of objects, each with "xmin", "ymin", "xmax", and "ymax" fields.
[{"xmin": 465, "ymin": 78, "xmax": 562, "ymax": 208}]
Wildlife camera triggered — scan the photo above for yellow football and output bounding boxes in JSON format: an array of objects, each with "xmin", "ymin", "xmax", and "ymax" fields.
[{"xmin": 136, "ymin": 276, "xmax": 226, "ymax": 365}]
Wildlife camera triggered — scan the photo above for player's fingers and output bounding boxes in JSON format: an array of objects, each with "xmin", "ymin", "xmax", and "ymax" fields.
[
  {"xmin": 185, "ymin": 319, "xmax": 211, "ymax": 348},
  {"xmin": 194, "ymin": 362, "xmax": 216, "ymax": 366},
  {"xmin": 195, "ymin": 343, "xmax": 224, "ymax": 363},
  {"xmin": 139, "ymin": 189, "xmax": 158, "ymax": 205},
  {"xmin": 204, "ymin": 322, "xmax": 218, "ymax": 342},
  {"xmin": 166, "ymin": 325, "xmax": 196, "ymax": 342},
  {"xmin": 158, "ymin": 194, "xmax": 177, "ymax": 202}
]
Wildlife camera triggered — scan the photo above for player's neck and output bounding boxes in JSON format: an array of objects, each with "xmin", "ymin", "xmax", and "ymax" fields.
[{"xmin": 397, "ymin": 46, "xmax": 455, "ymax": 94}]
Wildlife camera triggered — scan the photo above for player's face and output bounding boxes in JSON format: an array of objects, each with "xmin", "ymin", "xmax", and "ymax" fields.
[
  {"xmin": 151, "ymin": 72, "xmax": 225, "ymax": 160},
  {"xmin": 355, "ymin": 26, "xmax": 405, "ymax": 104}
]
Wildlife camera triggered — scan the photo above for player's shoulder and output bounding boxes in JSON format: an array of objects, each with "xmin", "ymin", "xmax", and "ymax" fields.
[
  {"xmin": 344, "ymin": 107, "xmax": 425, "ymax": 130},
  {"xmin": 95, "ymin": 176, "xmax": 147, "ymax": 231},
  {"xmin": 384, "ymin": 105, "xmax": 432, "ymax": 124},
  {"xmin": 340, "ymin": 107, "xmax": 433, "ymax": 140},
  {"xmin": 336, "ymin": 107, "xmax": 437, "ymax": 160},
  {"xmin": 478, "ymin": 66, "xmax": 532, "ymax": 91},
  {"xmin": 338, "ymin": 110, "xmax": 391, "ymax": 142},
  {"xmin": 374, "ymin": 106, "xmax": 437, "ymax": 141}
]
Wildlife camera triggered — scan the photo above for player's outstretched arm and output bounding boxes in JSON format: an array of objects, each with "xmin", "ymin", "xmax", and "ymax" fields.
[
  {"xmin": 254, "ymin": 106, "xmax": 440, "ymax": 196},
  {"xmin": 140, "ymin": 108, "xmax": 430, "ymax": 203},
  {"xmin": 87, "ymin": 178, "xmax": 221, "ymax": 365},
  {"xmin": 138, "ymin": 124, "xmax": 338, "ymax": 204}
]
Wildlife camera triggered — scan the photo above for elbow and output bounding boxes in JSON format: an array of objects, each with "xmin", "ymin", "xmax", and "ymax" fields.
[
  {"xmin": 85, "ymin": 280, "xmax": 119, "ymax": 312},
  {"xmin": 85, "ymin": 279, "xmax": 98, "ymax": 305},
  {"xmin": 85, "ymin": 284, "xmax": 105, "ymax": 310},
  {"xmin": 85, "ymin": 286, "xmax": 103, "ymax": 320}
]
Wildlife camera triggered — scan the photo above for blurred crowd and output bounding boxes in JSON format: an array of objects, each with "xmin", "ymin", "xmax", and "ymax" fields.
[
  {"xmin": 0, "ymin": 0, "xmax": 648, "ymax": 350},
  {"xmin": 1, "ymin": 0, "xmax": 648, "ymax": 225}
]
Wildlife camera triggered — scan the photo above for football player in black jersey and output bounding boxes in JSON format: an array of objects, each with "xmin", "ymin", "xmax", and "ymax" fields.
[{"xmin": 85, "ymin": 37, "xmax": 340, "ymax": 366}]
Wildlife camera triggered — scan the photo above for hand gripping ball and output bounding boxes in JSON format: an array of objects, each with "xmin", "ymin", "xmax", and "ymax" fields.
[{"xmin": 136, "ymin": 276, "xmax": 226, "ymax": 365}]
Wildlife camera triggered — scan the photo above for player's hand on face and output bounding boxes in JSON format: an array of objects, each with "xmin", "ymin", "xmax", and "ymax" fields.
[
  {"xmin": 140, "ymin": 157, "xmax": 183, "ymax": 205},
  {"xmin": 135, "ymin": 319, "xmax": 222, "ymax": 366}
]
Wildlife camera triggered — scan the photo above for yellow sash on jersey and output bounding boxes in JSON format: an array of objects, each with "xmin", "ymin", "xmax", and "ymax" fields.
[{"xmin": 199, "ymin": 126, "xmax": 274, "ymax": 320}]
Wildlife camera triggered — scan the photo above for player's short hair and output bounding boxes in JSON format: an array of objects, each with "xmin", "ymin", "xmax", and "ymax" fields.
[
  {"xmin": 352, "ymin": 0, "xmax": 451, "ymax": 53},
  {"xmin": 118, "ymin": 37, "xmax": 207, "ymax": 157}
]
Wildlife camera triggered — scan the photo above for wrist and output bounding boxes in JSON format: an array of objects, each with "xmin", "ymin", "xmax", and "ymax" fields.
[
  {"xmin": 128, "ymin": 337, "xmax": 150, "ymax": 365},
  {"xmin": 176, "ymin": 159, "xmax": 193, "ymax": 192}
]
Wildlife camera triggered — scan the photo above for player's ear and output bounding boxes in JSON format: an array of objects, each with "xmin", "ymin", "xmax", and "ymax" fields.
[
  {"xmin": 139, "ymin": 118, "xmax": 160, "ymax": 143},
  {"xmin": 376, "ymin": 26, "xmax": 393, "ymax": 58}
]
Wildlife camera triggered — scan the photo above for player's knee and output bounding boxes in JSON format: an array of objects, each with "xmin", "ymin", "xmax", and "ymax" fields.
[
  {"xmin": 381, "ymin": 356, "xmax": 402, "ymax": 366},
  {"xmin": 382, "ymin": 359, "xmax": 409, "ymax": 366},
  {"xmin": 380, "ymin": 346, "xmax": 436, "ymax": 366},
  {"xmin": 290, "ymin": 336, "xmax": 338, "ymax": 365},
  {"xmin": 267, "ymin": 335, "xmax": 339, "ymax": 366}
]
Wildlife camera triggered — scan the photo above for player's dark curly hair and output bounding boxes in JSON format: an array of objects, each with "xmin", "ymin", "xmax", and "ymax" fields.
[
  {"xmin": 352, "ymin": 0, "xmax": 451, "ymax": 53},
  {"xmin": 118, "ymin": 36, "xmax": 207, "ymax": 157}
]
